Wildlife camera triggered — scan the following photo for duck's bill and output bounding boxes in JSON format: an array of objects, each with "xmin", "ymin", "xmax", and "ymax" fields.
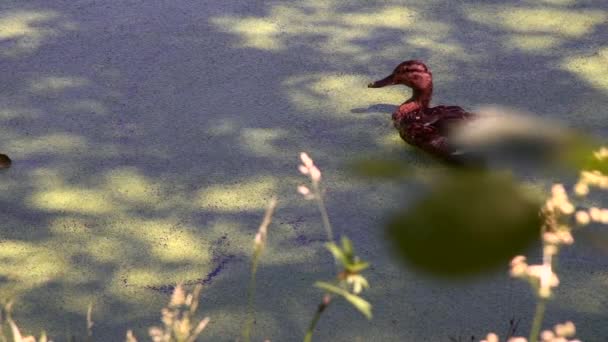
[{"xmin": 368, "ymin": 74, "xmax": 395, "ymax": 88}]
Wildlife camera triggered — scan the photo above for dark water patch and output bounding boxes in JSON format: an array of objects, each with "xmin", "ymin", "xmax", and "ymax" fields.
[
  {"xmin": 146, "ymin": 234, "xmax": 240, "ymax": 294},
  {"xmin": 146, "ymin": 284, "xmax": 176, "ymax": 294},
  {"xmin": 279, "ymin": 215, "xmax": 305, "ymax": 230},
  {"xmin": 197, "ymin": 254, "xmax": 237, "ymax": 285},
  {"xmin": 294, "ymin": 234, "xmax": 327, "ymax": 247}
]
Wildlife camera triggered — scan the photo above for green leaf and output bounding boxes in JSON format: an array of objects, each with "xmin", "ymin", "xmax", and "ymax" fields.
[
  {"xmin": 349, "ymin": 158, "xmax": 411, "ymax": 179},
  {"xmin": 386, "ymin": 170, "xmax": 542, "ymax": 277},
  {"xmin": 325, "ymin": 243, "xmax": 347, "ymax": 266},
  {"xmin": 314, "ymin": 281, "xmax": 343, "ymax": 296},
  {"xmin": 345, "ymin": 261, "xmax": 370, "ymax": 273},
  {"xmin": 560, "ymin": 138, "xmax": 608, "ymax": 174},
  {"xmin": 314, "ymin": 282, "xmax": 372, "ymax": 319},
  {"xmin": 342, "ymin": 293, "xmax": 372, "ymax": 320},
  {"xmin": 340, "ymin": 236, "xmax": 354, "ymax": 259}
]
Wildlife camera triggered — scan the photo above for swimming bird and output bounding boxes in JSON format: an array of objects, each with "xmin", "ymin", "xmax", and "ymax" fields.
[{"xmin": 368, "ymin": 60, "xmax": 474, "ymax": 163}]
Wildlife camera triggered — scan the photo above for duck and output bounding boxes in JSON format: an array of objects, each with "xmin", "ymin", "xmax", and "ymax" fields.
[
  {"xmin": 368, "ymin": 60, "xmax": 474, "ymax": 163},
  {"xmin": 0, "ymin": 153, "xmax": 11, "ymax": 169}
]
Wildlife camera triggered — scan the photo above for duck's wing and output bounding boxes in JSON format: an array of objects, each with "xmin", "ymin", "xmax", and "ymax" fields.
[{"xmin": 423, "ymin": 106, "xmax": 474, "ymax": 133}]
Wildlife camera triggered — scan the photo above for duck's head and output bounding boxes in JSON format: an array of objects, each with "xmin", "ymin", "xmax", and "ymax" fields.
[{"xmin": 368, "ymin": 60, "xmax": 432, "ymax": 91}]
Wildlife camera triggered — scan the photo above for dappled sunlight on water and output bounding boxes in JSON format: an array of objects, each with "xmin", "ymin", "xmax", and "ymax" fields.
[
  {"xmin": 0, "ymin": 10, "xmax": 76, "ymax": 57},
  {"xmin": 31, "ymin": 187, "xmax": 116, "ymax": 214},
  {"xmin": 283, "ymin": 73, "xmax": 404, "ymax": 115},
  {"xmin": 561, "ymin": 47, "xmax": 608, "ymax": 95},
  {"xmin": 104, "ymin": 168, "xmax": 165, "ymax": 206},
  {"xmin": 465, "ymin": 7, "xmax": 606, "ymax": 38},
  {"xmin": 7, "ymin": 133, "xmax": 88, "ymax": 157},
  {"xmin": 211, "ymin": 2, "xmax": 471, "ymax": 67},
  {"xmin": 29, "ymin": 76, "xmax": 90, "ymax": 93},
  {"xmin": 0, "ymin": 241, "xmax": 66, "ymax": 291},
  {"xmin": 212, "ymin": 4, "xmax": 419, "ymax": 55},
  {"xmin": 0, "ymin": 106, "xmax": 41, "ymax": 121},
  {"xmin": 239, "ymin": 128, "xmax": 290, "ymax": 158},
  {"xmin": 196, "ymin": 176, "xmax": 277, "ymax": 212},
  {"xmin": 506, "ymin": 34, "xmax": 562, "ymax": 53}
]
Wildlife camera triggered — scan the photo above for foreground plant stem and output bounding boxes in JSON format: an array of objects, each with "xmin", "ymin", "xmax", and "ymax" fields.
[
  {"xmin": 306, "ymin": 179, "xmax": 337, "ymax": 342},
  {"xmin": 312, "ymin": 181, "xmax": 334, "ymax": 244},
  {"xmin": 243, "ymin": 199, "xmax": 277, "ymax": 342},
  {"xmin": 243, "ymin": 249, "xmax": 260, "ymax": 342},
  {"xmin": 528, "ymin": 298, "xmax": 546, "ymax": 342},
  {"xmin": 304, "ymin": 295, "xmax": 332, "ymax": 342}
]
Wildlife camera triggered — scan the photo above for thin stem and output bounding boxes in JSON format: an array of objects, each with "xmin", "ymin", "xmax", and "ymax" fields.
[
  {"xmin": 312, "ymin": 181, "xmax": 339, "ymax": 272},
  {"xmin": 312, "ymin": 181, "xmax": 334, "ymax": 243},
  {"xmin": 528, "ymin": 298, "xmax": 546, "ymax": 342},
  {"xmin": 304, "ymin": 295, "xmax": 332, "ymax": 342},
  {"xmin": 243, "ymin": 251, "xmax": 260, "ymax": 342},
  {"xmin": 86, "ymin": 303, "xmax": 94, "ymax": 341},
  {"xmin": 243, "ymin": 199, "xmax": 277, "ymax": 342}
]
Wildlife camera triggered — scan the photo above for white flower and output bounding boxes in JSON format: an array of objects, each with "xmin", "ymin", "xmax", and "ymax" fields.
[
  {"xmin": 481, "ymin": 333, "xmax": 499, "ymax": 342},
  {"xmin": 309, "ymin": 165, "xmax": 321, "ymax": 182},
  {"xmin": 574, "ymin": 182, "xmax": 589, "ymax": 196},
  {"xmin": 575, "ymin": 211, "xmax": 590, "ymax": 225},
  {"xmin": 300, "ymin": 152, "xmax": 314, "ymax": 167},
  {"xmin": 298, "ymin": 185, "xmax": 310, "ymax": 195}
]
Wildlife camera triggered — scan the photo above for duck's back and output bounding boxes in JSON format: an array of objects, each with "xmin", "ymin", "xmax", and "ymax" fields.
[{"xmin": 392, "ymin": 104, "xmax": 476, "ymax": 161}]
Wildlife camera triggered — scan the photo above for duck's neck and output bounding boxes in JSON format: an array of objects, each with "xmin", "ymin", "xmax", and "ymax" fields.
[
  {"xmin": 397, "ymin": 84, "xmax": 433, "ymax": 115},
  {"xmin": 411, "ymin": 85, "xmax": 433, "ymax": 108}
]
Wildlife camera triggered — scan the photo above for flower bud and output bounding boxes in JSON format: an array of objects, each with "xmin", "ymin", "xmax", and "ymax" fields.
[
  {"xmin": 589, "ymin": 207, "xmax": 601, "ymax": 221},
  {"xmin": 554, "ymin": 321, "xmax": 576, "ymax": 338},
  {"xmin": 601, "ymin": 209, "xmax": 608, "ymax": 224},
  {"xmin": 575, "ymin": 211, "xmax": 590, "ymax": 225},
  {"xmin": 300, "ymin": 152, "xmax": 314, "ymax": 167},
  {"xmin": 543, "ymin": 232, "xmax": 559, "ymax": 245},
  {"xmin": 559, "ymin": 202, "xmax": 574, "ymax": 215},
  {"xmin": 482, "ymin": 333, "xmax": 499, "ymax": 342},
  {"xmin": 541, "ymin": 330, "xmax": 555, "ymax": 341},
  {"xmin": 551, "ymin": 184, "xmax": 566, "ymax": 197},
  {"xmin": 297, "ymin": 185, "xmax": 310, "ymax": 196},
  {"xmin": 573, "ymin": 182, "xmax": 589, "ymax": 196},
  {"xmin": 310, "ymin": 166, "xmax": 321, "ymax": 182},
  {"xmin": 508, "ymin": 337, "xmax": 527, "ymax": 342}
]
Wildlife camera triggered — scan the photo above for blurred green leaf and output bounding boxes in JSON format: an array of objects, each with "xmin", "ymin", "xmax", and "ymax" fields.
[
  {"xmin": 559, "ymin": 137, "xmax": 608, "ymax": 173},
  {"xmin": 346, "ymin": 262, "xmax": 369, "ymax": 273},
  {"xmin": 326, "ymin": 237, "xmax": 370, "ymax": 273},
  {"xmin": 345, "ymin": 261, "xmax": 370, "ymax": 273},
  {"xmin": 314, "ymin": 282, "xmax": 372, "ymax": 319},
  {"xmin": 325, "ymin": 242, "xmax": 348, "ymax": 266},
  {"xmin": 386, "ymin": 170, "xmax": 542, "ymax": 277},
  {"xmin": 340, "ymin": 236, "xmax": 354, "ymax": 258},
  {"xmin": 349, "ymin": 158, "xmax": 412, "ymax": 179}
]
